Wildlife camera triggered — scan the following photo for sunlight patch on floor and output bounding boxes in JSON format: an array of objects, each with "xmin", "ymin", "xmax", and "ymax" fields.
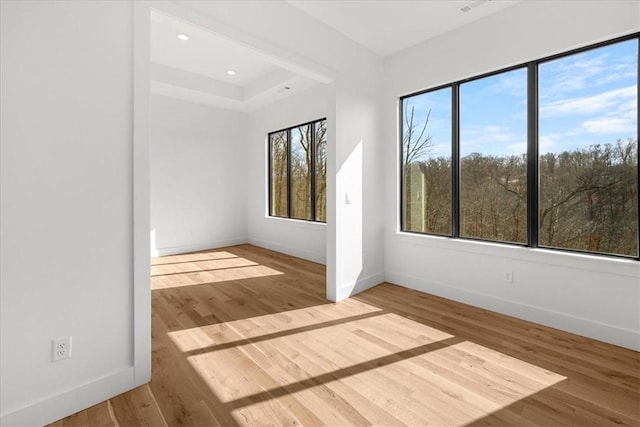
[
  {"xmin": 168, "ymin": 299, "xmax": 384, "ymax": 352},
  {"xmin": 151, "ymin": 263, "xmax": 284, "ymax": 290},
  {"xmin": 151, "ymin": 250, "xmax": 239, "ymax": 265},
  {"xmin": 151, "ymin": 257, "xmax": 258, "ymax": 276},
  {"xmin": 179, "ymin": 309, "xmax": 565, "ymax": 426},
  {"xmin": 184, "ymin": 312, "xmax": 455, "ymax": 403}
]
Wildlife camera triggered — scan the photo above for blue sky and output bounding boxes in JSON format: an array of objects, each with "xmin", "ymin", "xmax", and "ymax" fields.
[{"xmin": 403, "ymin": 38, "xmax": 638, "ymax": 159}]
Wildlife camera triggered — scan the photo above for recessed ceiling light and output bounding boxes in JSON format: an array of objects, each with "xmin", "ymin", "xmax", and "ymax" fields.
[
  {"xmin": 177, "ymin": 33, "xmax": 189, "ymax": 41},
  {"xmin": 226, "ymin": 70, "xmax": 236, "ymax": 76}
]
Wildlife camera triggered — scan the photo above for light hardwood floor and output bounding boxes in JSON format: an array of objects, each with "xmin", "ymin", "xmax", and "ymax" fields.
[{"xmin": 51, "ymin": 244, "xmax": 640, "ymax": 426}]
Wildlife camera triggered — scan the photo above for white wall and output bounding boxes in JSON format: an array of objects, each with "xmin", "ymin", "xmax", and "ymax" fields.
[
  {"xmin": 383, "ymin": 0, "xmax": 640, "ymax": 350},
  {"xmin": 0, "ymin": 1, "xmax": 143, "ymax": 425},
  {"xmin": 247, "ymin": 84, "xmax": 329, "ymax": 264},
  {"xmin": 151, "ymin": 94, "xmax": 247, "ymax": 256},
  {"xmin": 171, "ymin": 1, "xmax": 386, "ymax": 301},
  {"xmin": 331, "ymin": 76, "xmax": 385, "ymax": 300}
]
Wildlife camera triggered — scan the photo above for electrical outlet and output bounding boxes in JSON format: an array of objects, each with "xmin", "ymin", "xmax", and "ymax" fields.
[
  {"xmin": 502, "ymin": 271, "xmax": 513, "ymax": 283},
  {"xmin": 52, "ymin": 336, "xmax": 72, "ymax": 362}
]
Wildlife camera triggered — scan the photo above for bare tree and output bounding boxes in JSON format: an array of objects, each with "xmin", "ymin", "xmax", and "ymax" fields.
[
  {"xmin": 291, "ymin": 126, "xmax": 312, "ymax": 219},
  {"xmin": 403, "ymin": 105, "xmax": 433, "ymax": 165},
  {"xmin": 402, "ymin": 104, "xmax": 434, "ymax": 230},
  {"xmin": 270, "ymin": 132, "xmax": 288, "ymax": 216}
]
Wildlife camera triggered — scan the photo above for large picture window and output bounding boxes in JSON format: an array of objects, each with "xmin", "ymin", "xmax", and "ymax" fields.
[
  {"xmin": 400, "ymin": 34, "xmax": 639, "ymax": 259},
  {"xmin": 269, "ymin": 119, "xmax": 327, "ymax": 222}
]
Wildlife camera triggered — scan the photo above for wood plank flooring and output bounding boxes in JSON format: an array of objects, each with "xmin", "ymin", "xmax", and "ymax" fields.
[{"xmin": 51, "ymin": 244, "xmax": 640, "ymax": 426}]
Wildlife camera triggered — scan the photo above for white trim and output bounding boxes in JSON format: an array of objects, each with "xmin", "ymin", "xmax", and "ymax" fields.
[
  {"xmin": 325, "ymin": 83, "xmax": 338, "ymax": 302},
  {"xmin": 385, "ymin": 270, "xmax": 640, "ymax": 351},
  {"xmin": 336, "ymin": 271, "xmax": 385, "ymax": 301},
  {"xmin": 133, "ymin": 1, "xmax": 151, "ymax": 387},
  {"xmin": 154, "ymin": 238, "xmax": 249, "ymax": 257},
  {"xmin": 249, "ymin": 237, "xmax": 326, "ymax": 265},
  {"xmin": 0, "ymin": 368, "xmax": 134, "ymax": 427}
]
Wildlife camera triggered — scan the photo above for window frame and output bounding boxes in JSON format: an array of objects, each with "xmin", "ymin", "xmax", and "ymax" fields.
[
  {"xmin": 457, "ymin": 65, "xmax": 529, "ymax": 245},
  {"xmin": 268, "ymin": 118, "xmax": 327, "ymax": 223},
  {"xmin": 399, "ymin": 32, "xmax": 640, "ymax": 261},
  {"xmin": 399, "ymin": 83, "xmax": 454, "ymax": 236}
]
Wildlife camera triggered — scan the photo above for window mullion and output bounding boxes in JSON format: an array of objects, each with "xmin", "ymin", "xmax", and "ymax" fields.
[
  {"xmin": 399, "ymin": 100, "xmax": 405, "ymax": 231},
  {"xmin": 527, "ymin": 62, "xmax": 539, "ymax": 248},
  {"xmin": 452, "ymin": 83, "xmax": 460, "ymax": 238},
  {"xmin": 637, "ymin": 39, "xmax": 640, "ymax": 260},
  {"xmin": 311, "ymin": 123, "xmax": 317, "ymax": 221},
  {"xmin": 287, "ymin": 128, "xmax": 292, "ymax": 219},
  {"xmin": 267, "ymin": 135, "xmax": 272, "ymax": 216}
]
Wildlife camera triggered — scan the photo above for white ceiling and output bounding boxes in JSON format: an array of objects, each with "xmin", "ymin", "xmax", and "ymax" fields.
[
  {"xmin": 150, "ymin": 10, "xmax": 320, "ymax": 112},
  {"xmin": 149, "ymin": 1, "xmax": 520, "ymax": 112},
  {"xmin": 288, "ymin": 0, "xmax": 521, "ymax": 57}
]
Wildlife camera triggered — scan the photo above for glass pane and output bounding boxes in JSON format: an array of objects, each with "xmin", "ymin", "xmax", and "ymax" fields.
[
  {"xmin": 460, "ymin": 68, "xmax": 528, "ymax": 244},
  {"xmin": 401, "ymin": 87, "xmax": 452, "ymax": 235},
  {"xmin": 539, "ymin": 39, "xmax": 638, "ymax": 257},
  {"xmin": 291, "ymin": 125, "xmax": 312, "ymax": 220},
  {"xmin": 269, "ymin": 131, "xmax": 288, "ymax": 217},
  {"xmin": 315, "ymin": 120, "xmax": 327, "ymax": 222}
]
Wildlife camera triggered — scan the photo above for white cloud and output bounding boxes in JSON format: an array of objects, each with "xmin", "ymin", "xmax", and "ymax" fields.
[
  {"xmin": 430, "ymin": 144, "xmax": 451, "ymax": 158},
  {"xmin": 490, "ymin": 71, "xmax": 527, "ymax": 98},
  {"xmin": 506, "ymin": 142, "xmax": 527, "ymax": 154},
  {"xmin": 539, "ymin": 45, "xmax": 637, "ymax": 103},
  {"xmin": 539, "ymin": 135, "xmax": 556, "ymax": 150},
  {"xmin": 540, "ymin": 85, "xmax": 636, "ymax": 118},
  {"xmin": 539, "ymin": 53, "xmax": 608, "ymax": 99},
  {"xmin": 462, "ymin": 127, "xmax": 512, "ymax": 146},
  {"xmin": 580, "ymin": 89, "xmax": 637, "ymax": 135},
  {"xmin": 504, "ymin": 135, "xmax": 562, "ymax": 155},
  {"xmin": 582, "ymin": 117, "xmax": 636, "ymax": 134},
  {"xmin": 460, "ymin": 125, "xmax": 527, "ymax": 156},
  {"xmin": 485, "ymin": 125, "xmax": 504, "ymax": 134},
  {"xmin": 537, "ymin": 135, "xmax": 558, "ymax": 154},
  {"xmin": 594, "ymin": 54, "xmax": 637, "ymax": 86}
]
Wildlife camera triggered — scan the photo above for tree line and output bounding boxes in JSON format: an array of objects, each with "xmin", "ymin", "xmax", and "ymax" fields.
[
  {"xmin": 270, "ymin": 122, "xmax": 327, "ymax": 222},
  {"xmin": 404, "ymin": 138, "xmax": 638, "ymax": 257}
]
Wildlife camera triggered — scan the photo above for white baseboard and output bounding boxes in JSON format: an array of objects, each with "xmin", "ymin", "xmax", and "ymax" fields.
[
  {"xmin": 385, "ymin": 270, "xmax": 640, "ymax": 351},
  {"xmin": 336, "ymin": 271, "xmax": 385, "ymax": 301},
  {"xmin": 0, "ymin": 367, "xmax": 135, "ymax": 427},
  {"xmin": 153, "ymin": 237, "xmax": 248, "ymax": 257},
  {"xmin": 248, "ymin": 237, "xmax": 326, "ymax": 264}
]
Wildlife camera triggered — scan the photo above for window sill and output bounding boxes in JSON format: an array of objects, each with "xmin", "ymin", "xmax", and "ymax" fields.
[
  {"xmin": 391, "ymin": 231, "xmax": 639, "ymax": 278},
  {"xmin": 265, "ymin": 216, "xmax": 326, "ymax": 231}
]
